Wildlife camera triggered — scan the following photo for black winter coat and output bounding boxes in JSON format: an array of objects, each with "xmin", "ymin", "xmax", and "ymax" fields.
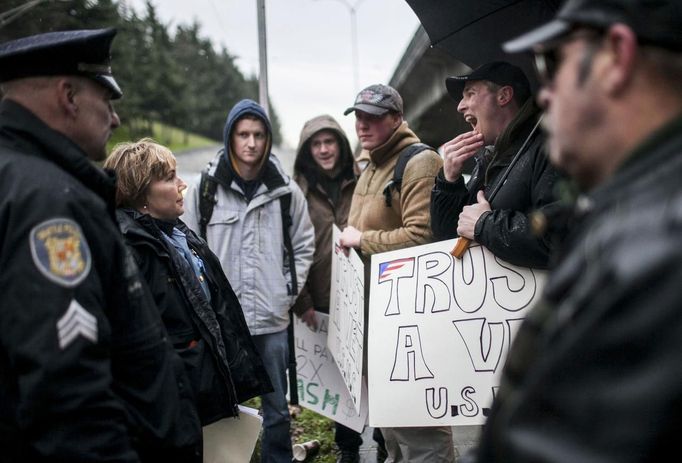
[
  {"xmin": 117, "ymin": 209, "xmax": 272, "ymax": 424},
  {"xmin": 430, "ymin": 101, "xmax": 563, "ymax": 268},
  {"xmin": 0, "ymin": 100, "xmax": 201, "ymax": 462},
  {"xmin": 474, "ymin": 114, "xmax": 682, "ymax": 463}
]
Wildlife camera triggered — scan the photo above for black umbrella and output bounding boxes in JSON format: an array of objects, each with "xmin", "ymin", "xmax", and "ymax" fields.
[{"xmin": 405, "ymin": 0, "xmax": 561, "ymax": 88}]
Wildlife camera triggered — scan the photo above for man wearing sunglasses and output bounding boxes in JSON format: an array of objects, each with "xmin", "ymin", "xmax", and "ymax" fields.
[
  {"xmin": 430, "ymin": 61, "xmax": 564, "ymax": 269},
  {"xmin": 464, "ymin": 1, "xmax": 682, "ymax": 461}
]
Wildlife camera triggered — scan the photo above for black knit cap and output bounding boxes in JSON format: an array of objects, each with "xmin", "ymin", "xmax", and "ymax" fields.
[{"xmin": 0, "ymin": 28, "xmax": 122, "ymax": 99}]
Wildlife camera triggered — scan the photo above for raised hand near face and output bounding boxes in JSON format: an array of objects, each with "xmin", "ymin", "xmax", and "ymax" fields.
[{"xmin": 442, "ymin": 130, "xmax": 484, "ymax": 182}]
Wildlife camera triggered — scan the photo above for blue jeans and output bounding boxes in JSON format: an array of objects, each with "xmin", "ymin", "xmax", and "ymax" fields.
[{"xmin": 252, "ymin": 330, "xmax": 292, "ymax": 463}]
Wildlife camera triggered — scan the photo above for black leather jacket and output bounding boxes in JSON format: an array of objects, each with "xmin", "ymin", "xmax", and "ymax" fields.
[
  {"xmin": 117, "ymin": 209, "xmax": 272, "ymax": 424},
  {"xmin": 431, "ymin": 101, "xmax": 563, "ymax": 269},
  {"xmin": 476, "ymin": 115, "xmax": 682, "ymax": 462},
  {"xmin": 0, "ymin": 100, "xmax": 200, "ymax": 462}
]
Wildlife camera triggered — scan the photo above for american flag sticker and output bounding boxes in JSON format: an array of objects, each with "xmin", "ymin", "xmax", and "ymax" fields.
[{"xmin": 378, "ymin": 257, "xmax": 415, "ymax": 282}]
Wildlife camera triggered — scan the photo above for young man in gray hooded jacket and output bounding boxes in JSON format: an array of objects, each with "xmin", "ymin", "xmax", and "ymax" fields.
[{"xmin": 183, "ymin": 99, "xmax": 315, "ymax": 463}]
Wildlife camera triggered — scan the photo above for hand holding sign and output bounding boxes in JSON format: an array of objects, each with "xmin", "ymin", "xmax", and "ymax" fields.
[
  {"xmin": 339, "ymin": 225, "xmax": 362, "ymax": 252},
  {"xmin": 451, "ymin": 190, "xmax": 491, "ymax": 258}
]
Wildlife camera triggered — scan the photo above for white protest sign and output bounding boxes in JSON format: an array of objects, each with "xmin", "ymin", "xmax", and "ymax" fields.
[
  {"xmin": 203, "ymin": 405, "xmax": 262, "ymax": 463},
  {"xmin": 293, "ymin": 313, "xmax": 368, "ymax": 433},
  {"xmin": 368, "ymin": 240, "xmax": 546, "ymax": 427},
  {"xmin": 328, "ymin": 225, "xmax": 365, "ymax": 414}
]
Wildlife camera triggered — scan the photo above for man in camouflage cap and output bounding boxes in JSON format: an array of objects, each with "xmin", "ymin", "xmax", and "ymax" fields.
[
  {"xmin": 340, "ymin": 84, "xmax": 454, "ymax": 462},
  {"xmin": 0, "ymin": 28, "xmax": 202, "ymax": 461},
  {"xmin": 343, "ymin": 83, "xmax": 404, "ymax": 116}
]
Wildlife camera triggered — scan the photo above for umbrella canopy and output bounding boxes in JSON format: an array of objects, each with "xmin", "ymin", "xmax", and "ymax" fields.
[{"xmin": 405, "ymin": 0, "xmax": 562, "ymax": 88}]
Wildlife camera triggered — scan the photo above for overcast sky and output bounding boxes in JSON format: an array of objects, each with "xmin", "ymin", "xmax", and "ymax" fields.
[{"xmin": 123, "ymin": 0, "xmax": 421, "ymax": 149}]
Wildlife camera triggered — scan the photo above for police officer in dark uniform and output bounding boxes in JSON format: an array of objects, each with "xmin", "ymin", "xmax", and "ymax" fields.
[{"xmin": 0, "ymin": 29, "xmax": 201, "ymax": 462}]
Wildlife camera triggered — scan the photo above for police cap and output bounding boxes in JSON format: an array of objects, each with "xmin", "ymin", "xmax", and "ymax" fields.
[{"xmin": 0, "ymin": 28, "xmax": 122, "ymax": 99}]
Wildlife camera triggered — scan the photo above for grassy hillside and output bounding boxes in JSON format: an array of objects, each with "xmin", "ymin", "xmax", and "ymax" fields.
[{"xmin": 107, "ymin": 119, "xmax": 219, "ymax": 153}]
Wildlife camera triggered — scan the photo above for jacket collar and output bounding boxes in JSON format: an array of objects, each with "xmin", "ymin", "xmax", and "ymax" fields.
[
  {"xmin": 211, "ymin": 149, "xmax": 289, "ymax": 196},
  {"xmin": 368, "ymin": 121, "xmax": 420, "ymax": 166},
  {"xmin": 117, "ymin": 208, "xmax": 190, "ymax": 258},
  {"xmin": 117, "ymin": 208, "xmax": 159, "ymax": 241},
  {"xmin": 0, "ymin": 99, "xmax": 117, "ymax": 212},
  {"xmin": 491, "ymin": 99, "xmax": 543, "ymax": 166},
  {"xmin": 589, "ymin": 113, "xmax": 682, "ymax": 209}
]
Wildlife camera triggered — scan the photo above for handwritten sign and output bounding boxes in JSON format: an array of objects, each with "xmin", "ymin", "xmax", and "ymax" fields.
[
  {"xmin": 368, "ymin": 240, "xmax": 546, "ymax": 427},
  {"xmin": 293, "ymin": 313, "xmax": 368, "ymax": 432},
  {"xmin": 328, "ymin": 225, "xmax": 365, "ymax": 414}
]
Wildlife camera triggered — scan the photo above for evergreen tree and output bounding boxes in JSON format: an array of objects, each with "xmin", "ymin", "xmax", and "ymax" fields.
[{"xmin": 0, "ymin": 0, "xmax": 282, "ymax": 143}]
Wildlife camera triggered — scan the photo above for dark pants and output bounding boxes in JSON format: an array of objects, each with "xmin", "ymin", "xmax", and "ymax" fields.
[{"xmin": 335, "ymin": 422, "xmax": 363, "ymax": 451}]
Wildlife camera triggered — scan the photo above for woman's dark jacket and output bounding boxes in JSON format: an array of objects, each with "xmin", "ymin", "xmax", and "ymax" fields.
[
  {"xmin": 430, "ymin": 101, "xmax": 563, "ymax": 269},
  {"xmin": 116, "ymin": 209, "xmax": 272, "ymax": 425}
]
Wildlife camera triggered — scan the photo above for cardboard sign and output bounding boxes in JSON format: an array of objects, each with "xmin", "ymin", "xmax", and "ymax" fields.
[
  {"xmin": 368, "ymin": 240, "xmax": 546, "ymax": 427},
  {"xmin": 293, "ymin": 313, "xmax": 368, "ymax": 433},
  {"xmin": 203, "ymin": 405, "xmax": 262, "ymax": 463},
  {"xmin": 328, "ymin": 225, "xmax": 365, "ymax": 414}
]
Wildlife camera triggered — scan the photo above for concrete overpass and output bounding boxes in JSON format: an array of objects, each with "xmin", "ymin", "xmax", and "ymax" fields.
[{"xmin": 389, "ymin": 26, "xmax": 473, "ymax": 151}]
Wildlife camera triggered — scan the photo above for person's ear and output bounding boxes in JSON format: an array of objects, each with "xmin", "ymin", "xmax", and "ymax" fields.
[
  {"xmin": 497, "ymin": 86, "xmax": 514, "ymax": 106},
  {"xmin": 392, "ymin": 112, "xmax": 403, "ymax": 130},
  {"xmin": 600, "ymin": 24, "xmax": 637, "ymax": 96},
  {"xmin": 56, "ymin": 78, "xmax": 79, "ymax": 118}
]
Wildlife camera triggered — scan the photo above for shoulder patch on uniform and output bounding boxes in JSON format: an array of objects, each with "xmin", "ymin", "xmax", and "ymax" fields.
[{"xmin": 29, "ymin": 218, "xmax": 92, "ymax": 288}]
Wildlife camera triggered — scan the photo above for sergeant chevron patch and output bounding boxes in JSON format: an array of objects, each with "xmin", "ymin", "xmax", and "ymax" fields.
[{"xmin": 57, "ymin": 299, "xmax": 98, "ymax": 349}]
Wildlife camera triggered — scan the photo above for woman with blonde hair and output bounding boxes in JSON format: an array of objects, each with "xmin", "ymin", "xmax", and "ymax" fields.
[{"xmin": 104, "ymin": 138, "xmax": 272, "ymax": 432}]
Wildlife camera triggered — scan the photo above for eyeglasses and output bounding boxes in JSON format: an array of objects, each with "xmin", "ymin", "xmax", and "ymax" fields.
[
  {"xmin": 534, "ymin": 29, "xmax": 603, "ymax": 84},
  {"xmin": 534, "ymin": 48, "xmax": 559, "ymax": 85}
]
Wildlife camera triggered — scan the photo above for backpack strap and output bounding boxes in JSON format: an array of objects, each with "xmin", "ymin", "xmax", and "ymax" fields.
[
  {"xmin": 198, "ymin": 169, "xmax": 219, "ymax": 240},
  {"xmin": 383, "ymin": 142, "xmax": 432, "ymax": 207},
  {"xmin": 279, "ymin": 192, "xmax": 297, "ymax": 296},
  {"xmin": 280, "ymin": 191, "xmax": 300, "ymax": 405}
]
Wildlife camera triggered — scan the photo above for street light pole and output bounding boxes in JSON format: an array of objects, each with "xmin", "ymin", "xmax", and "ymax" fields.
[
  {"xmin": 256, "ymin": 0, "xmax": 270, "ymax": 116},
  {"xmin": 319, "ymin": 0, "xmax": 367, "ymax": 92},
  {"xmin": 348, "ymin": 1, "xmax": 361, "ymax": 91}
]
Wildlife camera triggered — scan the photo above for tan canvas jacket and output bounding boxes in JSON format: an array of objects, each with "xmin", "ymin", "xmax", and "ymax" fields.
[{"xmin": 349, "ymin": 121, "xmax": 442, "ymax": 256}]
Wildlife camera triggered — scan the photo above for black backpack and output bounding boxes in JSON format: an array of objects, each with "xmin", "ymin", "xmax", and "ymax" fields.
[{"xmin": 382, "ymin": 142, "xmax": 432, "ymax": 207}]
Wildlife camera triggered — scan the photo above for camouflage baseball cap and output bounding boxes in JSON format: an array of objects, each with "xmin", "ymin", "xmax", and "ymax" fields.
[{"xmin": 344, "ymin": 84, "xmax": 403, "ymax": 116}]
